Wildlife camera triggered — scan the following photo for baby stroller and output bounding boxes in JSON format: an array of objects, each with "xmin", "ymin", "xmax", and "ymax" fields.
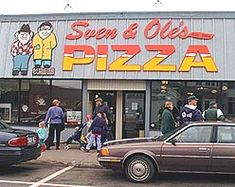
[{"xmin": 64, "ymin": 123, "xmax": 88, "ymax": 150}]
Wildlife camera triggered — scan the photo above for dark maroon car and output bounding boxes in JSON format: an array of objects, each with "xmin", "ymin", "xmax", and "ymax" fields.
[{"xmin": 98, "ymin": 122, "xmax": 235, "ymax": 182}]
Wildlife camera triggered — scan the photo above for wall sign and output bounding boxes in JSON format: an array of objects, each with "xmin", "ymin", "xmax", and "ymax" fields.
[
  {"xmin": 10, "ymin": 21, "xmax": 57, "ymax": 76},
  {"xmin": 63, "ymin": 19, "xmax": 218, "ymax": 73}
]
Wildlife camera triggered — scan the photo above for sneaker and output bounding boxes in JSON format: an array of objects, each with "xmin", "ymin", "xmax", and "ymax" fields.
[
  {"xmin": 81, "ymin": 147, "xmax": 89, "ymax": 152},
  {"xmin": 64, "ymin": 145, "xmax": 70, "ymax": 151}
]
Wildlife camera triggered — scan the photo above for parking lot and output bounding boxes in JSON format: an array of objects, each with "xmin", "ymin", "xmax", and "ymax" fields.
[{"xmin": 1, "ymin": 161, "xmax": 235, "ymax": 187}]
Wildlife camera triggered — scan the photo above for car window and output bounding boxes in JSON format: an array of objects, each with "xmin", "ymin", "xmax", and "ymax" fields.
[
  {"xmin": 0, "ymin": 121, "xmax": 8, "ymax": 129},
  {"xmin": 217, "ymin": 126, "xmax": 235, "ymax": 143},
  {"xmin": 174, "ymin": 125, "xmax": 213, "ymax": 143}
]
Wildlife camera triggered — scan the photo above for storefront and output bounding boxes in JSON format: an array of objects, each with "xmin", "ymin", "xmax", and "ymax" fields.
[{"xmin": 1, "ymin": 12, "xmax": 235, "ymax": 139}]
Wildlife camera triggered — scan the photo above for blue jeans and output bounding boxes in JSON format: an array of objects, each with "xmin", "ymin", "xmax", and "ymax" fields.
[
  {"xmin": 86, "ymin": 133, "xmax": 102, "ymax": 151},
  {"xmin": 34, "ymin": 59, "xmax": 52, "ymax": 67},
  {"xmin": 13, "ymin": 55, "xmax": 30, "ymax": 71}
]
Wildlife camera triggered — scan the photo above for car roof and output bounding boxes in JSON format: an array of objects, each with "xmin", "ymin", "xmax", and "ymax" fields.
[{"xmin": 186, "ymin": 121, "xmax": 235, "ymax": 126}]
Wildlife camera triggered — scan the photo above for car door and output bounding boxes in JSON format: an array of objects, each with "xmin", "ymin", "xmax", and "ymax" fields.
[
  {"xmin": 211, "ymin": 125, "xmax": 235, "ymax": 172},
  {"xmin": 160, "ymin": 125, "xmax": 213, "ymax": 172}
]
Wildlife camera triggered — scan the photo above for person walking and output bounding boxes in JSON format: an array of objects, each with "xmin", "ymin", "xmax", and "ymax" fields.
[
  {"xmin": 181, "ymin": 95, "xmax": 203, "ymax": 124},
  {"xmin": 92, "ymin": 97, "xmax": 112, "ymax": 143},
  {"xmin": 202, "ymin": 101, "xmax": 225, "ymax": 121},
  {"xmin": 44, "ymin": 99, "xmax": 64, "ymax": 150},
  {"xmin": 81, "ymin": 112, "xmax": 106, "ymax": 153},
  {"xmin": 160, "ymin": 101, "xmax": 176, "ymax": 135}
]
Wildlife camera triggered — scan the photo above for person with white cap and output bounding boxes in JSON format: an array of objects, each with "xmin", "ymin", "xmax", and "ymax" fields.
[
  {"xmin": 44, "ymin": 99, "xmax": 64, "ymax": 150},
  {"xmin": 181, "ymin": 95, "xmax": 203, "ymax": 124}
]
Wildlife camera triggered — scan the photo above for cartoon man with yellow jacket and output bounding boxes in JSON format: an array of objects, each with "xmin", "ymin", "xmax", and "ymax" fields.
[{"xmin": 33, "ymin": 21, "xmax": 57, "ymax": 68}]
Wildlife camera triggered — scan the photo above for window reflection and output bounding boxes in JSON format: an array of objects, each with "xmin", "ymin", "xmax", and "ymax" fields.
[
  {"xmin": 0, "ymin": 79, "xmax": 19, "ymax": 124},
  {"xmin": 150, "ymin": 81, "xmax": 233, "ymax": 132},
  {"xmin": 52, "ymin": 80, "xmax": 82, "ymax": 126},
  {"xmin": 20, "ymin": 80, "xmax": 51, "ymax": 126}
]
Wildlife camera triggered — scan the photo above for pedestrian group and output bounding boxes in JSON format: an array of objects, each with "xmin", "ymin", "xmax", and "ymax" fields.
[
  {"xmin": 37, "ymin": 95, "xmax": 225, "ymax": 152},
  {"xmin": 160, "ymin": 95, "xmax": 225, "ymax": 135}
]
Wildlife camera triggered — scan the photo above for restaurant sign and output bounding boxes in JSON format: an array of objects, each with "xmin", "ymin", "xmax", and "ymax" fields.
[{"xmin": 63, "ymin": 19, "xmax": 218, "ymax": 73}]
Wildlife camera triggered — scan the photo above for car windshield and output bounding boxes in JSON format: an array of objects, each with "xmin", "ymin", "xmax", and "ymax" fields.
[
  {"xmin": 0, "ymin": 120, "xmax": 10, "ymax": 129},
  {"xmin": 156, "ymin": 125, "xmax": 186, "ymax": 141}
]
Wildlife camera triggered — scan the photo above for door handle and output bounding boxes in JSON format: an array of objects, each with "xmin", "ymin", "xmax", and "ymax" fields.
[{"xmin": 198, "ymin": 147, "xmax": 210, "ymax": 153}]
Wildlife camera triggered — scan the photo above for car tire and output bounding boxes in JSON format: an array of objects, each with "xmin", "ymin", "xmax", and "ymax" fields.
[{"xmin": 124, "ymin": 155, "xmax": 155, "ymax": 183}]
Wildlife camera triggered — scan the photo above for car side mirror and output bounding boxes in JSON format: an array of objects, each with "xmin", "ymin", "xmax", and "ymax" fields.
[{"xmin": 169, "ymin": 138, "xmax": 177, "ymax": 146}]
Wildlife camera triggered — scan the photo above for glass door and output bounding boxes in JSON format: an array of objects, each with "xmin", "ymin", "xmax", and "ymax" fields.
[{"xmin": 123, "ymin": 91, "xmax": 145, "ymax": 138}]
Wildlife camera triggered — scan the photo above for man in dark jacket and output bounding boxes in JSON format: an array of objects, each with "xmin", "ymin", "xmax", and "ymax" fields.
[
  {"xmin": 160, "ymin": 101, "xmax": 176, "ymax": 135},
  {"xmin": 93, "ymin": 98, "xmax": 111, "ymax": 120},
  {"xmin": 181, "ymin": 95, "xmax": 203, "ymax": 124},
  {"xmin": 81, "ymin": 112, "xmax": 106, "ymax": 152},
  {"xmin": 202, "ymin": 101, "xmax": 225, "ymax": 121},
  {"xmin": 93, "ymin": 97, "xmax": 112, "ymax": 142}
]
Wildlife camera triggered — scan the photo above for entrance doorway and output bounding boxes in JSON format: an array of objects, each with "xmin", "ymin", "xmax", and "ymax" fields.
[
  {"xmin": 123, "ymin": 92, "xmax": 145, "ymax": 138},
  {"xmin": 89, "ymin": 91, "xmax": 116, "ymax": 139}
]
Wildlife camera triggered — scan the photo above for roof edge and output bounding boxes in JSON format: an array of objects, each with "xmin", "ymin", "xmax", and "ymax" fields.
[{"xmin": 1, "ymin": 11, "xmax": 235, "ymax": 22}]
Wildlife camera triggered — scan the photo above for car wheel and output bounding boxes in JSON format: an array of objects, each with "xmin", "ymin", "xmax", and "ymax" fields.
[{"xmin": 124, "ymin": 155, "xmax": 155, "ymax": 183}]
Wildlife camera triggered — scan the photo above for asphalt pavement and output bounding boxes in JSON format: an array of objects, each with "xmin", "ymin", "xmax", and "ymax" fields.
[
  {"xmin": 1, "ymin": 144, "xmax": 235, "ymax": 186},
  {"xmin": 1, "ymin": 162, "xmax": 235, "ymax": 187}
]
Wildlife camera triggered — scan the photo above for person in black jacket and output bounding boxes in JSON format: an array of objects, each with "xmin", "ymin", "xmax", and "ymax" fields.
[
  {"xmin": 81, "ymin": 112, "xmax": 106, "ymax": 152},
  {"xmin": 93, "ymin": 97, "xmax": 112, "ymax": 143},
  {"xmin": 93, "ymin": 98, "xmax": 111, "ymax": 121}
]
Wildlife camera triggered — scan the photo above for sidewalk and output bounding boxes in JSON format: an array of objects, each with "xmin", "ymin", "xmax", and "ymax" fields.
[{"xmin": 35, "ymin": 144, "xmax": 101, "ymax": 168}]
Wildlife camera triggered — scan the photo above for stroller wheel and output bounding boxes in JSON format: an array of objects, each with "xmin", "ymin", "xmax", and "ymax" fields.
[{"xmin": 64, "ymin": 145, "xmax": 70, "ymax": 151}]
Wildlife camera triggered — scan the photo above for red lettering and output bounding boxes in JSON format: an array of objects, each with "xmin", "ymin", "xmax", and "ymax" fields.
[
  {"xmin": 144, "ymin": 19, "xmax": 214, "ymax": 40},
  {"xmin": 178, "ymin": 25, "xmax": 189, "ymax": 39},
  {"xmin": 66, "ymin": 21, "xmax": 88, "ymax": 40},
  {"xmin": 105, "ymin": 29, "xmax": 117, "ymax": 39},
  {"xmin": 84, "ymin": 29, "xmax": 96, "ymax": 40},
  {"xmin": 66, "ymin": 20, "xmax": 117, "ymax": 40},
  {"xmin": 160, "ymin": 20, "xmax": 172, "ymax": 39},
  {"xmin": 144, "ymin": 19, "xmax": 161, "ymax": 39},
  {"xmin": 96, "ymin": 28, "xmax": 107, "ymax": 39}
]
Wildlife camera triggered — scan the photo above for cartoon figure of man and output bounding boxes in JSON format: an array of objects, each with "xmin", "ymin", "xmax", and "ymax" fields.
[
  {"xmin": 10, "ymin": 24, "xmax": 34, "ymax": 75},
  {"xmin": 33, "ymin": 21, "xmax": 57, "ymax": 68}
]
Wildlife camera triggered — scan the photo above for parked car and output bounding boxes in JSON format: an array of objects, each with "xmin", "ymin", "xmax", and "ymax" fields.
[
  {"xmin": 98, "ymin": 122, "xmax": 235, "ymax": 182},
  {"xmin": 0, "ymin": 120, "xmax": 41, "ymax": 166}
]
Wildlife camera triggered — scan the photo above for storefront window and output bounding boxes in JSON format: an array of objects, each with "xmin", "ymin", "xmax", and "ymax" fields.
[
  {"xmin": 0, "ymin": 79, "xmax": 19, "ymax": 124},
  {"xmin": 20, "ymin": 80, "xmax": 51, "ymax": 126},
  {"xmin": 52, "ymin": 80, "xmax": 82, "ymax": 126},
  {"xmin": 150, "ymin": 81, "xmax": 232, "ymax": 136}
]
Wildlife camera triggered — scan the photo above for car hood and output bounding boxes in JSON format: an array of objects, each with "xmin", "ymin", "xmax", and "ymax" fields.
[{"xmin": 103, "ymin": 137, "xmax": 157, "ymax": 146}]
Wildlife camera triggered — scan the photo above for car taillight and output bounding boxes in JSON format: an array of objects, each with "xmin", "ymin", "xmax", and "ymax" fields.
[
  {"xmin": 35, "ymin": 135, "xmax": 39, "ymax": 145},
  {"xmin": 8, "ymin": 137, "xmax": 28, "ymax": 147}
]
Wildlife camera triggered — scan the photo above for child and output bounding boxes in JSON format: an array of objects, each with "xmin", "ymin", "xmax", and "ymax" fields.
[
  {"xmin": 82, "ymin": 114, "xmax": 93, "ymax": 138},
  {"xmin": 81, "ymin": 112, "xmax": 106, "ymax": 153},
  {"xmin": 37, "ymin": 121, "xmax": 47, "ymax": 152}
]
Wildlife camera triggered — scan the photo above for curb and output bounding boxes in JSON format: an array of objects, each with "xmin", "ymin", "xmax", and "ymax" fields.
[{"xmin": 33, "ymin": 159, "xmax": 103, "ymax": 169}]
